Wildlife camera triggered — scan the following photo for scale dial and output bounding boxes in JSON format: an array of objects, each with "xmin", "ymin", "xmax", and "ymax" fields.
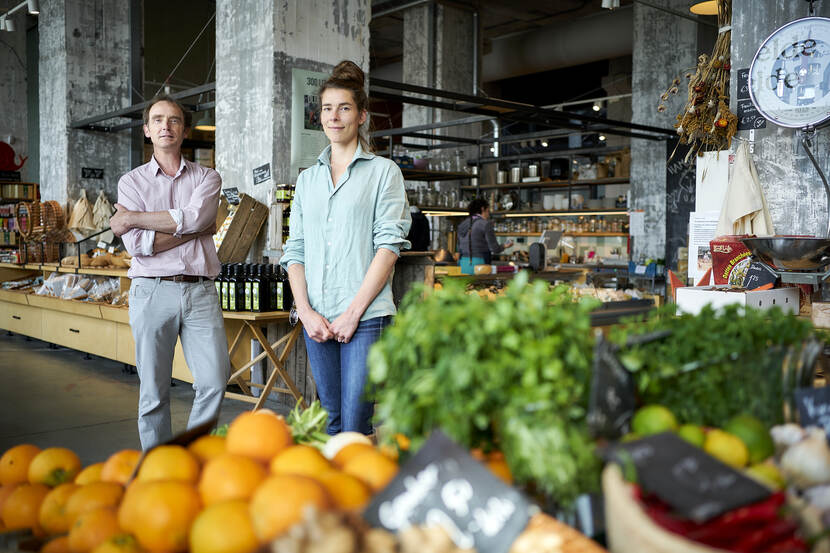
[{"xmin": 749, "ymin": 17, "xmax": 830, "ymax": 128}]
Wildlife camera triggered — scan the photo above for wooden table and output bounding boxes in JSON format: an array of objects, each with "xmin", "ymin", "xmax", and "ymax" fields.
[{"xmin": 221, "ymin": 311, "xmax": 306, "ymax": 411}]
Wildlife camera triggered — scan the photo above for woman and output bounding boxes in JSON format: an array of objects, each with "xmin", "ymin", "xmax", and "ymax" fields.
[
  {"xmin": 457, "ymin": 198, "xmax": 512, "ymax": 270},
  {"xmin": 280, "ymin": 61, "xmax": 411, "ymax": 436}
]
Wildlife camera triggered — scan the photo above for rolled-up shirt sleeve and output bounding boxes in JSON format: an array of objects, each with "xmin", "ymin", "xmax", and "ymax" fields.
[
  {"xmin": 118, "ymin": 175, "xmax": 155, "ymax": 257},
  {"xmin": 279, "ymin": 177, "xmax": 305, "ymax": 270},
  {"xmin": 168, "ymin": 169, "xmax": 220, "ymax": 237},
  {"xmin": 372, "ymin": 164, "xmax": 412, "ymax": 256}
]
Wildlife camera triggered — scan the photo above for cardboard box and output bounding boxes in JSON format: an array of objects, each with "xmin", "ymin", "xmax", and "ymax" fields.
[{"xmin": 676, "ymin": 286, "xmax": 799, "ymax": 315}]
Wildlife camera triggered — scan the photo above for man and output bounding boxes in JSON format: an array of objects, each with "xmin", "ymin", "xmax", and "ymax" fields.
[{"xmin": 110, "ymin": 95, "xmax": 228, "ymax": 450}]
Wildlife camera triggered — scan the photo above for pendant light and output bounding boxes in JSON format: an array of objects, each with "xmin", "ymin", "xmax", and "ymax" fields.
[
  {"xmin": 194, "ymin": 110, "xmax": 215, "ymax": 131},
  {"xmin": 689, "ymin": 1, "xmax": 718, "ymax": 15}
]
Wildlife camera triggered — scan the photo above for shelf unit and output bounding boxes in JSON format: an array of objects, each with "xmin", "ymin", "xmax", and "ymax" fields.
[
  {"xmin": 460, "ymin": 176, "xmax": 629, "ymax": 191},
  {"xmin": 401, "ymin": 169, "xmax": 473, "ymax": 182},
  {"xmin": 495, "ymin": 232, "xmax": 627, "ymax": 237},
  {"xmin": 491, "ymin": 208, "xmax": 628, "ymax": 217},
  {"xmin": 0, "ymin": 182, "xmax": 39, "ymax": 262}
]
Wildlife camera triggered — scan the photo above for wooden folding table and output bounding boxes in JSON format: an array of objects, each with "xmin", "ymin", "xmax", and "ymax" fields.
[{"xmin": 222, "ymin": 311, "xmax": 306, "ymax": 410}]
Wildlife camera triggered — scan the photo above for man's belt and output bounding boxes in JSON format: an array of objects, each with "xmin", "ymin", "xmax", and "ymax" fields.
[{"xmin": 158, "ymin": 275, "xmax": 212, "ymax": 283}]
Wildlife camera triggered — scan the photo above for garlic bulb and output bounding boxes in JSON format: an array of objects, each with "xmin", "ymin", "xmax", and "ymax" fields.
[
  {"xmin": 780, "ymin": 427, "xmax": 830, "ymax": 489},
  {"xmin": 804, "ymin": 484, "xmax": 830, "ymax": 510},
  {"xmin": 771, "ymin": 424, "xmax": 807, "ymax": 451}
]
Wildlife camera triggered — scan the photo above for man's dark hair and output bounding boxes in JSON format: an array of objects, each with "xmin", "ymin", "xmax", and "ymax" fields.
[
  {"xmin": 142, "ymin": 95, "xmax": 192, "ymax": 128},
  {"xmin": 467, "ymin": 198, "xmax": 489, "ymax": 216}
]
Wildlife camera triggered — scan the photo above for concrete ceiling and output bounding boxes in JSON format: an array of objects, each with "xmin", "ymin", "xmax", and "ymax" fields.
[{"xmin": 370, "ymin": 0, "xmax": 635, "ymax": 75}]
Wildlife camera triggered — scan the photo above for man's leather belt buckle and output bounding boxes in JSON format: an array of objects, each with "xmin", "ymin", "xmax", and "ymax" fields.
[{"xmin": 160, "ymin": 275, "xmax": 205, "ymax": 283}]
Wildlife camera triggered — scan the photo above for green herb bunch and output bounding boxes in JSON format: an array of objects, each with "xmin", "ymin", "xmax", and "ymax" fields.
[
  {"xmin": 368, "ymin": 272, "xmax": 600, "ymax": 507},
  {"xmin": 610, "ymin": 304, "xmax": 816, "ymax": 427}
]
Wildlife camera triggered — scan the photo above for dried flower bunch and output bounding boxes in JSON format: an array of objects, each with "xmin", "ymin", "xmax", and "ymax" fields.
[{"xmin": 659, "ymin": 0, "xmax": 736, "ymax": 161}]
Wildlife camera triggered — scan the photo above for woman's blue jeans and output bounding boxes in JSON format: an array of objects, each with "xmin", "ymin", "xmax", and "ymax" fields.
[{"xmin": 303, "ymin": 315, "xmax": 391, "ymax": 435}]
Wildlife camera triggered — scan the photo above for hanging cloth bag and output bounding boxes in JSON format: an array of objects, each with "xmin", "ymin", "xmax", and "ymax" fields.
[
  {"xmin": 68, "ymin": 189, "xmax": 96, "ymax": 234},
  {"xmin": 92, "ymin": 190, "xmax": 114, "ymax": 230}
]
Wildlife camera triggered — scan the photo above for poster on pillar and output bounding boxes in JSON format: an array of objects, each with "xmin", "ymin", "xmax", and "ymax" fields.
[{"xmin": 291, "ymin": 69, "xmax": 330, "ymax": 175}]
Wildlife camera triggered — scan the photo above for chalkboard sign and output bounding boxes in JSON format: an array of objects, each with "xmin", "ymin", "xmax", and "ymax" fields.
[
  {"xmin": 795, "ymin": 387, "xmax": 830, "ymax": 438},
  {"xmin": 588, "ymin": 336, "xmax": 637, "ymax": 440},
  {"xmin": 742, "ymin": 261, "xmax": 778, "ymax": 290},
  {"xmin": 737, "ymin": 99, "xmax": 767, "ymax": 130},
  {"xmin": 665, "ymin": 139, "xmax": 696, "ymax": 272},
  {"xmin": 0, "ymin": 171, "xmax": 21, "ymax": 182},
  {"xmin": 737, "ymin": 68, "xmax": 750, "ymax": 100},
  {"xmin": 608, "ymin": 432, "xmax": 771, "ymax": 522},
  {"xmin": 82, "ymin": 167, "xmax": 104, "ymax": 179},
  {"xmin": 253, "ymin": 163, "xmax": 271, "ymax": 186},
  {"xmin": 363, "ymin": 431, "xmax": 533, "ymax": 553},
  {"xmin": 222, "ymin": 187, "xmax": 240, "ymax": 205}
]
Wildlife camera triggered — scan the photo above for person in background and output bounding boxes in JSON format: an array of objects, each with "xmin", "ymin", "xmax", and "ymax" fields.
[
  {"xmin": 280, "ymin": 60, "xmax": 411, "ymax": 436},
  {"xmin": 457, "ymin": 198, "xmax": 512, "ymax": 270},
  {"xmin": 110, "ymin": 95, "xmax": 229, "ymax": 450}
]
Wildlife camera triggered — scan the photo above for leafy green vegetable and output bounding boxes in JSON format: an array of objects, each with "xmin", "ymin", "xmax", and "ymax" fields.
[
  {"xmin": 211, "ymin": 423, "xmax": 229, "ymax": 437},
  {"xmin": 609, "ymin": 303, "xmax": 817, "ymax": 427},
  {"xmin": 287, "ymin": 400, "xmax": 330, "ymax": 448},
  {"xmin": 369, "ymin": 272, "xmax": 600, "ymax": 508}
]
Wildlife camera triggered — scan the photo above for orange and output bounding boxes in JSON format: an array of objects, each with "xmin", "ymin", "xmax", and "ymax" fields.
[
  {"xmin": 486, "ymin": 458, "xmax": 513, "ymax": 485},
  {"xmin": 377, "ymin": 443, "xmax": 399, "ymax": 462},
  {"xmin": 41, "ymin": 536, "xmax": 71, "ymax": 553},
  {"xmin": 0, "ymin": 484, "xmax": 19, "ymax": 530},
  {"xmin": 90, "ymin": 533, "xmax": 143, "ymax": 553},
  {"xmin": 117, "ymin": 480, "xmax": 201, "ymax": 553},
  {"xmin": 38, "ymin": 483, "xmax": 80, "ymax": 535},
  {"xmin": 0, "ymin": 444, "xmax": 42, "ymax": 486},
  {"xmin": 394, "ymin": 433, "xmax": 411, "ymax": 451},
  {"xmin": 65, "ymin": 482, "xmax": 125, "ymax": 524},
  {"xmin": 198, "ymin": 454, "xmax": 266, "ymax": 506},
  {"xmin": 74, "ymin": 464, "xmax": 104, "ymax": 485},
  {"xmin": 314, "ymin": 470, "xmax": 371, "ymax": 510},
  {"xmin": 100, "ymin": 451, "xmax": 141, "ymax": 486},
  {"xmin": 29, "ymin": 448, "xmax": 82, "ymax": 487},
  {"xmin": 68, "ymin": 507, "xmax": 121, "ymax": 553},
  {"xmin": 341, "ymin": 450, "xmax": 398, "ymax": 492},
  {"xmin": 2, "ymin": 483, "xmax": 50, "ymax": 530},
  {"xmin": 135, "ymin": 446, "xmax": 199, "ymax": 484},
  {"xmin": 249, "ymin": 474, "xmax": 330, "ymax": 541},
  {"xmin": 269, "ymin": 445, "xmax": 331, "ymax": 478},
  {"xmin": 187, "ymin": 436, "xmax": 226, "ymax": 465},
  {"xmin": 226, "ymin": 410, "xmax": 293, "ymax": 463},
  {"xmin": 189, "ymin": 500, "xmax": 258, "ymax": 553},
  {"xmin": 331, "ymin": 443, "xmax": 375, "ymax": 468}
]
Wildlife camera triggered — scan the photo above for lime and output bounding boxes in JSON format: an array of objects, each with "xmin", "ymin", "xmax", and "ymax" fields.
[
  {"xmin": 631, "ymin": 405, "xmax": 678, "ymax": 436},
  {"xmin": 745, "ymin": 462, "xmax": 786, "ymax": 490},
  {"xmin": 704, "ymin": 429, "xmax": 749, "ymax": 468},
  {"xmin": 677, "ymin": 424, "xmax": 706, "ymax": 447},
  {"xmin": 724, "ymin": 414, "xmax": 774, "ymax": 464},
  {"xmin": 620, "ymin": 432, "xmax": 641, "ymax": 443}
]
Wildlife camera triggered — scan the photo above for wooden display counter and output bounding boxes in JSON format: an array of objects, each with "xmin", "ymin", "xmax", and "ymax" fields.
[{"xmin": 0, "ymin": 265, "xmax": 305, "ymax": 407}]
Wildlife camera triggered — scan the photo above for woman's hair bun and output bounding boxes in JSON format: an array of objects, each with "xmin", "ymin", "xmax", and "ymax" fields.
[{"xmin": 331, "ymin": 60, "xmax": 364, "ymax": 87}]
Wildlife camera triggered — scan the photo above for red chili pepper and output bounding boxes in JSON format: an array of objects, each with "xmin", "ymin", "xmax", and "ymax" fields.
[
  {"xmin": 685, "ymin": 492, "xmax": 785, "ymax": 543},
  {"xmin": 765, "ymin": 536, "xmax": 809, "ymax": 553},
  {"xmin": 733, "ymin": 519, "xmax": 799, "ymax": 553},
  {"xmin": 644, "ymin": 505, "xmax": 696, "ymax": 536}
]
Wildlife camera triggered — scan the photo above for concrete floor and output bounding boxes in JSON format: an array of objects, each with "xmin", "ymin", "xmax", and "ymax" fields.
[{"xmin": 0, "ymin": 332, "xmax": 288, "ymax": 465}]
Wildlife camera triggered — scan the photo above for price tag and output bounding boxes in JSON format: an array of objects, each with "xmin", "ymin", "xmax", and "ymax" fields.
[
  {"xmin": 97, "ymin": 241, "xmax": 108, "ymax": 250},
  {"xmin": 794, "ymin": 387, "xmax": 830, "ymax": 439},
  {"xmin": 607, "ymin": 432, "xmax": 770, "ymax": 522},
  {"xmin": 742, "ymin": 261, "xmax": 778, "ymax": 290},
  {"xmin": 635, "ymin": 264, "xmax": 647, "ymax": 275},
  {"xmin": 363, "ymin": 431, "xmax": 533, "ymax": 553},
  {"xmin": 588, "ymin": 336, "xmax": 636, "ymax": 440},
  {"xmin": 253, "ymin": 163, "xmax": 272, "ymax": 186},
  {"xmin": 107, "ymin": 246, "xmax": 116, "ymax": 254},
  {"xmin": 222, "ymin": 188, "xmax": 240, "ymax": 205}
]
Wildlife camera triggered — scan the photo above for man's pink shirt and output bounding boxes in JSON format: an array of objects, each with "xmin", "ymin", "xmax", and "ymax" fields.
[{"xmin": 118, "ymin": 156, "xmax": 221, "ymax": 278}]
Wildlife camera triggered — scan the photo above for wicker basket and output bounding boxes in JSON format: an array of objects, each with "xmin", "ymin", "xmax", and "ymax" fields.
[
  {"xmin": 603, "ymin": 464, "xmax": 730, "ymax": 553},
  {"xmin": 603, "ymin": 464, "xmax": 829, "ymax": 553}
]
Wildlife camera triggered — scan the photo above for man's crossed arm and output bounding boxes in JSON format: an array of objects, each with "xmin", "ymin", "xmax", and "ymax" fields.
[{"xmin": 110, "ymin": 204, "xmax": 214, "ymax": 255}]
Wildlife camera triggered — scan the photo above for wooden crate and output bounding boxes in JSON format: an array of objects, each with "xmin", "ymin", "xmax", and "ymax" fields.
[{"xmin": 216, "ymin": 194, "xmax": 268, "ymax": 263}]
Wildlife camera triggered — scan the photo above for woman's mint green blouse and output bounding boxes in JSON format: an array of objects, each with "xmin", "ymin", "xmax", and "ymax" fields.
[{"xmin": 279, "ymin": 143, "xmax": 412, "ymax": 322}]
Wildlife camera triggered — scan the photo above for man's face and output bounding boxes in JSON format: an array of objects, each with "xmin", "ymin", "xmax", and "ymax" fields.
[{"xmin": 144, "ymin": 101, "xmax": 187, "ymax": 152}]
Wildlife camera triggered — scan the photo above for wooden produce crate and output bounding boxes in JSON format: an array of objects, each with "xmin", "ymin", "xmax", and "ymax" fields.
[{"xmin": 216, "ymin": 194, "xmax": 268, "ymax": 263}]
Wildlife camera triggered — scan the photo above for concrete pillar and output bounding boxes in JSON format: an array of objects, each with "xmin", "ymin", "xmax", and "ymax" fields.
[
  {"xmin": 630, "ymin": 0, "xmax": 698, "ymax": 261},
  {"xmin": 731, "ymin": 1, "xmax": 830, "ymax": 236},
  {"xmin": 39, "ymin": 0, "xmax": 131, "ymax": 204},
  {"xmin": 0, "ymin": 11, "xmax": 29, "ymax": 180},
  {"xmin": 215, "ymin": 0, "xmax": 370, "ymax": 213}
]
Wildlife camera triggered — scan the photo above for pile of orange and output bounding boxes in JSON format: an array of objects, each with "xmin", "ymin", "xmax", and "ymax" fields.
[{"xmin": 0, "ymin": 409, "xmax": 400, "ymax": 553}]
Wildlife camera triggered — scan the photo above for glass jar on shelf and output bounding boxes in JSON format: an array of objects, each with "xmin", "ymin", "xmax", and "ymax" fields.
[
  {"xmin": 528, "ymin": 219, "xmax": 537, "ymax": 233},
  {"xmin": 589, "ymin": 218, "xmax": 597, "ymax": 233}
]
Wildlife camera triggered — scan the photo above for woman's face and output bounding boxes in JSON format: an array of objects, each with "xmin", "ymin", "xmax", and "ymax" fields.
[
  {"xmin": 321, "ymin": 88, "xmax": 366, "ymax": 147},
  {"xmin": 481, "ymin": 206, "xmax": 490, "ymax": 220}
]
